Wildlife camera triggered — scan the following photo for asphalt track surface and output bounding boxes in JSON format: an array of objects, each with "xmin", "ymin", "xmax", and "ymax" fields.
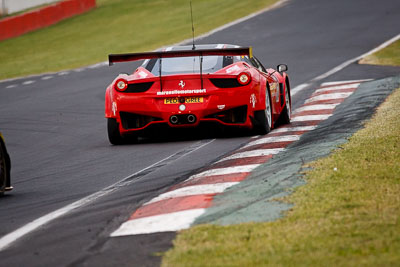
[{"xmin": 0, "ymin": 0, "xmax": 399, "ymax": 266}]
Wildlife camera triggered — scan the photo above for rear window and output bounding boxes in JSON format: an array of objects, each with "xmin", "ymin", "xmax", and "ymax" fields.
[{"xmin": 143, "ymin": 55, "xmax": 251, "ymax": 76}]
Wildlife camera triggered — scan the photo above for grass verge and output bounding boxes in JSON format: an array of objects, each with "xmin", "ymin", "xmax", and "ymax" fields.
[
  {"xmin": 0, "ymin": 0, "xmax": 278, "ymax": 80},
  {"xmin": 359, "ymin": 39, "xmax": 400, "ymax": 66},
  {"xmin": 161, "ymin": 85, "xmax": 400, "ymax": 266}
]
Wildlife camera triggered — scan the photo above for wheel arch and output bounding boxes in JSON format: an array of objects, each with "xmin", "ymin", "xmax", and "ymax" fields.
[
  {"xmin": 105, "ymin": 87, "xmax": 113, "ymax": 118},
  {"xmin": 284, "ymin": 74, "xmax": 291, "ymax": 106},
  {"xmin": 256, "ymin": 76, "xmax": 270, "ymax": 111},
  {"xmin": 265, "ymin": 81, "xmax": 275, "ymax": 128}
]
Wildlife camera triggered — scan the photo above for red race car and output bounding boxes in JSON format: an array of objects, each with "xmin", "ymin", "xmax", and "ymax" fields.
[{"xmin": 105, "ymin": 44, "xmax": 291, "ymax": 145}]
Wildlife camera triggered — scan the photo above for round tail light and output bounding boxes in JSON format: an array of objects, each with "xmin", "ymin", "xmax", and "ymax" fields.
[
  {"xmin": 237, "ymin": 72, "xmax": 251, "ymax": 85},
  {"xmin": 114, "ymin": 79, "xmax": 128, "ymax": 91}
]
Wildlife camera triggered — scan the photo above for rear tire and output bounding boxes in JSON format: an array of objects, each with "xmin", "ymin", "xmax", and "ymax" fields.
[
  {"xmin": 254, "ymin": 85, "xmax": 272, "ymax": 135},
  {"xmin": 0, "ymin": 141, "xmax": 9, "ymax": 194},
  {"xmin": 279, "ymin": 82, "xmax": 291, "ymax": 125},
  {"xmin": 107, "ymin": 118, "xmax": 125, "ymax": 145}
]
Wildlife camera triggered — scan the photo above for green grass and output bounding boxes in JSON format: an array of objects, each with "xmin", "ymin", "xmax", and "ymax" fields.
[
  {"xmin": 161, "ymin": 86, "xmax": 400, "ymax": 266},
  {"xmin": 359, "ymin": 39, "xmax": 400, "ymax": 66},
  {"xmin": 0, "ymin": 0, "xmax": 278, "ymax": 80}
]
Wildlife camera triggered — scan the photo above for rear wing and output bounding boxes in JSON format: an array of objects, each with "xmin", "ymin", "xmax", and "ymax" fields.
[{"xmin": 108, "ymin": 47, "xmax": 253, "ymax": 66}]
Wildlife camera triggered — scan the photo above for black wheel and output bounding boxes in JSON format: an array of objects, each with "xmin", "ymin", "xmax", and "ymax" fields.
[
  {"xmin": 0, "ymin": 140, "xmax": 9, "ymax": 194},
  {"xmin": 107, "ymin": 118, "xmax": 125, "ymax": 145},
  {"xmin": 279, "ymin": 81, "xmax": 291, "ymax": 125},
  {"xmin": 253, "ymin": 85, "xmax": 272, "ymax": 135}
]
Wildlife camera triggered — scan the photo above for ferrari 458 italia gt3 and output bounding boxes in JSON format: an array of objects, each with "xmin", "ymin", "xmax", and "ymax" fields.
[{"xmin": 105, "ymin": 44, "xmax": 291, "ymax": 145}]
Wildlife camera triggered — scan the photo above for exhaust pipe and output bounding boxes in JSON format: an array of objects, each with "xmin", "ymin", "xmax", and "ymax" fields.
[
  {"xmin": 187, "ymin": 114, "xmax": 196, "ymax": 123},
  {"xmin": 170, "ymin": 115, "xmax": 179, "ymax": 124}
]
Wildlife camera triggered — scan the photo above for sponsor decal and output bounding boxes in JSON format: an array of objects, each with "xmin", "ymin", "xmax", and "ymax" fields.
[
  {"xmin": 156, "ymin": 89, "xmax": 207, "ymax": 96},
  {"xmin": 217, "ymin": 105, "xmax": 226, "ymax": 110},
  {"xmin": 269, "ymin": 83, "xmax": 279, "ymax": 103},
  {"xmin": 250, "ymin": 93, "xmax": 257, "ymax": 108},
  {"xmin": 179, "ymin": 80, "xmax": 186, "ymax": 89}
]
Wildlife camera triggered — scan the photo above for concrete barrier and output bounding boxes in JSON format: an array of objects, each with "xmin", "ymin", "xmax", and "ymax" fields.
[
  {"xmin": 0, "ymin": 0, "xmax": 96, "ymax": 42},
  {"xmin": 0, "ymin": 0, "xmax": 60, "ymax": 15}
]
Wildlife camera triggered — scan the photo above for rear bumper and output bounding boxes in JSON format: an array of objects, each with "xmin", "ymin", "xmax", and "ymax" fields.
[
  {"xmin": 116, "ymin": 105, "xmax": 253, "ymax": 136},
  {"xmin": 109, "ymin": 91, "xmax": 257, "ymax": 135}
]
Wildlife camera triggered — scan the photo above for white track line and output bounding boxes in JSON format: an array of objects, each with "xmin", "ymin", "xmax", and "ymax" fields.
[
  {"xmin": 217, "ymin": 148, "xmax": 285, "ymax": 163},
  {"xmin": 73, "ymin": 68, "xmax": 85, "ymax": 72},
  {"xmin": 0, "ymin": 139, "xmax": 214, "ymax": 251},
  {"xmin": 111, "ymin": 209, "xmax": 206, "ymax": 236},
  {"xmin": 243, "ymin": 135, "xmax": 301, "ymax": 149},
  {"xmin": 321, "ymin": 79, "xmax": 372, "ymax": 86},
  {"xmin": 272, "ymin": 125, "xmax": 317, "ymax": 133},
  {"xmin": 58, "ymin": 71, "xmax": 69, "ymax": 76},
  {"xmin": 0, "ymin": 190, "xmax": 115, "ymax": 251},
  {"xmin": 291, "ymin": 114, "xmax": 332, "ymax": 122},
  {"xmin": 88, "ymin": 62, "xmax": 108, "ymax": 69},
  {"xmin": 294, "ymin": 104, "xmax": 339, "ymax": 113},
  {"xmin": 22, "ymin": 80, "xmax": 34, "ymax": 85},
  {"xmin": 305, "ymin": 92, "xmax": 353, "ymax": 104},
  {"xmin": 291, "ymin": 34, "xmax": 400, "ymax": 96},
  {"xmin": 314, "ymin": 83, "xmax": 359, "ymax": 94},
  {"xmin": 291, "ymin": 83, "xmax": 310, "ymax": 96},
  {"xmin": 146, "ymin": 182, "xmax": 239, "ymax": 205},
  {"xmin": 188, "ymin": 164, "xmax": 260, "ymax": 180},
  {"xmin": 311, "ymin": 34, "xmax": 400, "ymax": 82}
]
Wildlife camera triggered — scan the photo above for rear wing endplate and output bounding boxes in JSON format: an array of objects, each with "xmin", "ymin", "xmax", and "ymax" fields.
[{"xmin": 108, "ymin": 47, "xmax": 253, "ymax": 66}]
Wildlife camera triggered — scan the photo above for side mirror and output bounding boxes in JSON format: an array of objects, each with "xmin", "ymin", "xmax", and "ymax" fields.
[{"xmin": 277, "ymin": 64, "xmax": 288, "ymax": 73}]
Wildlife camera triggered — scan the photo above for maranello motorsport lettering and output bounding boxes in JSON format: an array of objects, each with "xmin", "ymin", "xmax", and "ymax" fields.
[{"xmin": 156, "ymin": 89, "xmax": 207, "ymax": 96}]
